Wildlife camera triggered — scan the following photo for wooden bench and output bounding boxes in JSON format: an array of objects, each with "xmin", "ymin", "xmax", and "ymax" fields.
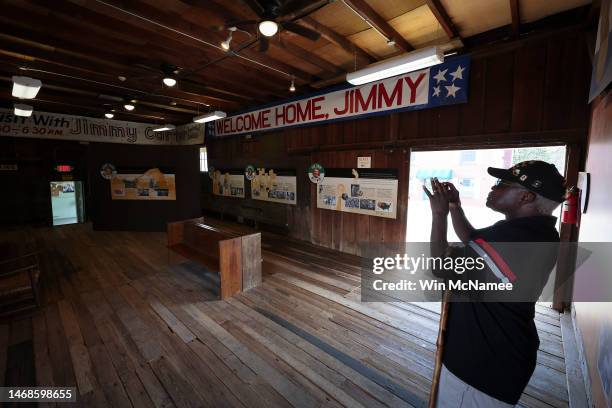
[
  {"xmin": 167, "ymin": 217, "xmax": 262, "ymax": 299},
  {"xmin": 0, "ymin": 240, "xmax": 41, "ymax": 318}
]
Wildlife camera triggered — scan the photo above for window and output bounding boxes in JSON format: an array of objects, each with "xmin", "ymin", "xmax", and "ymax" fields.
[
  {"xmin": 460, "ymin": 150, "xmax": 476, "ymax": 163},
  {"xmin": 200, "ymin": 147, "xmax": 208, "ymax": 172}
]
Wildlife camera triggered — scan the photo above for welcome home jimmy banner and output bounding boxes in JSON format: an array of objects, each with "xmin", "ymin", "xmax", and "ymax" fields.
[{"xmin": 209, "ymin": 55, "xmax": 470, "ymax": 137}]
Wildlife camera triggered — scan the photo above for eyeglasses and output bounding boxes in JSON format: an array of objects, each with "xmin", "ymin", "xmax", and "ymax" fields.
[{"xmin": 494, "ymin": 179, "xmax": 524, "ymax": 189}]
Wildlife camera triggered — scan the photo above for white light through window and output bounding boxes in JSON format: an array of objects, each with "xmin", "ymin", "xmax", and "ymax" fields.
[{"xmin": 200, "ymin": 147, "xmax": 208, "ymax": 172}]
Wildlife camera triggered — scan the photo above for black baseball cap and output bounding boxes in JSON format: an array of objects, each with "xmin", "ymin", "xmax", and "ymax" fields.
[{"xmin": 487, "ymin": 160, "xmax": 566, "ymax": 202}]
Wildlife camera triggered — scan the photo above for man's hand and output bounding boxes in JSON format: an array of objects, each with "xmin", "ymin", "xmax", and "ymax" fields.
[
  {"xmin": 444, "ymin": 182, "xmax": 461, "ymax": 209},
  {"xmin": 423, "ymin": 178, "xmax": 451, "ymax": 216}
]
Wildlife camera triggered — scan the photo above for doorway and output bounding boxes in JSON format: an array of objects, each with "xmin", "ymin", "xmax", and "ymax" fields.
[
  {"xmin": 406, "ymin": 145, "xmax": 567, "ymax": 242},
  {"xmin": 406, "ymin": 145, "xmax": 567, "ymax": 303},
  {"xmin": 50, "ymin": 181, "xmax": 85, "ymax": 226}
]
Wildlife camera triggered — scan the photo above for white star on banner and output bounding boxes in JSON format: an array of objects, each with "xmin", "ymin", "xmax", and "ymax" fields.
[
  {"xmin": 450, "ymin": 65, "xmax": 465, "ymax": 81},
  {"xmin": 445, "ymin": 83, "xmax": 461, "ymax": 97},
  {"xmin": 433, "ymin": 68, "xmax": 448, "ymax": 83},
  {"xmin": 432, "ymin": 86, "xmax": 441, "ymax": 97}
]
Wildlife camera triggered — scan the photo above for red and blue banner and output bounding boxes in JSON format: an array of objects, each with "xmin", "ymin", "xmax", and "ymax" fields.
[{"xmin": 209, "ymin": 55, "xmax": 470, "ymax": 137}]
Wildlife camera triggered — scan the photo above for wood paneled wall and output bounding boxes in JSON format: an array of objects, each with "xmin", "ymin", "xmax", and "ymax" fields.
[{"xmin": 205, "ymin": 28, "xmax": 591, "ymax": 255}]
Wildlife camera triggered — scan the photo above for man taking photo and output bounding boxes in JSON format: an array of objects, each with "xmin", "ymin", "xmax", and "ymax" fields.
[{"xmin": 423, "ymin": 160, "xmax": 565, "ymax": 407}]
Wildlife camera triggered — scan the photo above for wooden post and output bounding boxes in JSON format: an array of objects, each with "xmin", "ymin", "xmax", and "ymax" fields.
[{"xmin": 429, "ymin": 290, "xmax": 451, "ymax": 408}]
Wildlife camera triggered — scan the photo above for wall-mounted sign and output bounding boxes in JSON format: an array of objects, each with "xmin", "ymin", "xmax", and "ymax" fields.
[
  {"xmin": 308, "ymin": 163, "xmax": 325, "ymax": 183},
  {"xmin": 111, "ymin": 168, "xmax": 176, "ymax": 200},
  {"xmin": 244, "ymin": 164, "xmax": 256, "ymax": 181},
  {"xmin": 0, "ymin": 164, "xmax": 18, "ymax": 171},
  {"xmin": 100, "ymin": 163, "xmax": 117, "ymax": 180},
  {"xmin": 0, "ymin": 108, "xmax": 204, "ymax": 145},
  {"xmin": 212, "ymin": 169, "xmax": 245, "ymax": 198},
  {"xmin": 357, "ymin": 157, "xmax": 371, "ymax": 168},
  {"xmin": 209, "ymin": 55, "xmax": 470, "ymax": 137},
  {"xmin": 317, "ymin": 168, "xmax": 398, "ymax": 219},
  {"xmin": 251, "ymin": 168, "xmax": 296, "ymax": 205}
]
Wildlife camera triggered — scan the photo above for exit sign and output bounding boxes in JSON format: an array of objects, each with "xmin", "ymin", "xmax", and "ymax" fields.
[{"xmin": 55, "ymin": 165, "xmax": 73, "ymax": 172}]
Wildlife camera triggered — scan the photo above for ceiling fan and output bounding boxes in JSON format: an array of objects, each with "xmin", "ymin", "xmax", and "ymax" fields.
[{"xmin": 221, "ymin": 0, "xmax": 325, "ymax": 52}]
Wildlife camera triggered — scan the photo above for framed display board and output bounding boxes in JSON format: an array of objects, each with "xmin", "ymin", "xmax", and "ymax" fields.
[
  {"xmin": 316, "ymin": 168, "xmax": 398, "ymax": 219},
  {"xmin": 251, "ymin": 168, "xmax": 296, "ymax": 205}
]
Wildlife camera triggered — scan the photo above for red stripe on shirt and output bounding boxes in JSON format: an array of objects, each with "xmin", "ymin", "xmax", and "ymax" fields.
[{"xmin": 474, "ymin": 238, "xmax": 517, "ymax": 283}]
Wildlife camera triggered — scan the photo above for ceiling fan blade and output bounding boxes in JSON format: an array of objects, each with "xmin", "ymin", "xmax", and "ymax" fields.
[
  {"xmin": 278, "ymin": 0, "xmax": 317, "ymax": 16},
  {"xmin": 242, "ymin": 0, "xmax": 267, "ymax": 18},
  {"xmin": 258, "ymin": 36, "xmax": 270, "ymax": 52},
  {"xmin": 282, "ymin": 21, "xmax": 321, "ymax": 41}
]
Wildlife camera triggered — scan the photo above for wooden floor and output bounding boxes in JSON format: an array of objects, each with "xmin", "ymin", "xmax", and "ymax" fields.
[{"xmin": 0, "ymin": 222, "xmax": 570, "ymax": 407}]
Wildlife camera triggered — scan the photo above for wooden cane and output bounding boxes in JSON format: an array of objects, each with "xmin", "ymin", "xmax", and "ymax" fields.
[{"xmin": 428, "ymin": 289, "xmax": 451, "ymax": 408}]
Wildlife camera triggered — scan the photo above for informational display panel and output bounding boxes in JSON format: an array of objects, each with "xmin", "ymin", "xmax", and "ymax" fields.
[
  {"xmin": 317, "ymin": 168, "xmax": 398, "ymax": 219},
  {"xmin": 111, "ymin": 168, "xmax": 176, "ymax": 200},
  {"xmin": 251, "ymin": 168, "xmax": 297, "ymax": 205},
  {"xmin": 212, "ymin": 169, "xmax": 245, "ymax": 198}
]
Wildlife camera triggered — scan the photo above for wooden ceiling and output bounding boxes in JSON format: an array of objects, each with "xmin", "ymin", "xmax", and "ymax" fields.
[{"xmin": 0, "ymin": 0, "xmax": 592, "ymax": 125}]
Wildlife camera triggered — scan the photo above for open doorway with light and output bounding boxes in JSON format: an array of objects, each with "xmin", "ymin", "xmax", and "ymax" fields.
[
  {"xmin": 50, "ymin": 181, "xmax": 85, "ymax": 226},
  {"xmin": 406, "ymin": 145, "xmax": 567, "ymax": 303},
  {"xmin": 407, "ymin": 145, "xmax": 567, "ymax": 242}
]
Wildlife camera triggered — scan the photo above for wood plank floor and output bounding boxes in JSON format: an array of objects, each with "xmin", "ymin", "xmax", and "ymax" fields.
[{"xmin": 0, "ymin": 222, "xmax": 570, "ymax": 407}]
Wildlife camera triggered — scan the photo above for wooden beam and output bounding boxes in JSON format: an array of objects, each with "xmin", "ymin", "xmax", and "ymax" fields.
[
  {"xmin": 426, "ymin": 0, "xmax": 459, "ymax": 39},
  {"xmin": 300, "ymin": 16, "xmax": 376, "ymax": 65},
  {"xmin": 341, "ymin": 0, "xmax": 413, "ymax": 52},
  {"xmin": 0, "ymin": 76, "xmax": 193, "ymax": 120},
  {"xmin": 276, "ymin": 38, "xmax": 343, "ymax": 75},
  {"xmin": 510, "ymin": 0, "xmax": 520, "ymax": 39},
  {"xmin": 62, "ymin": 0, "xmax": 314, "ymax": 83},
  {"xmin": 0, "ymin": 49, "xmax": 237, "ymax": 109}
]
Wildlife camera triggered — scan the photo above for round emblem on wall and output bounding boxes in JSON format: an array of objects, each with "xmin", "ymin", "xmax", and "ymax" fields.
[
  {"xmin": 244, "ymin": 164, "xmax": 256, "ymax": 181},
  {"xmin": 308, "ymin": 163, "xmax": 325, "ymax": 183},
  {"xmin": 100, "ymin": 163, "xmax": 117, "ymax": 180}
]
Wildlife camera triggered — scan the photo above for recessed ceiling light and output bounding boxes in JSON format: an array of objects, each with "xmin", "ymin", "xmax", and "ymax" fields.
[
  {"xmin": 14, "ymin": 103, "xmax": 33, "ymax": 117},
  {"xmin": 170, "ymin": 101, "xmax": 177, "ymax": 106},
  {"xmin": 105, "ymin": 113, "xmax": 114, "ymax": 119},
  {"xmin": 163, "ymin": 77, "xmax": 177, "ymax": 87},
  {"xmin": 118, "ymin": 76, "xmax": 127, "ymax": 81},
  {"xmin": 124, "ymin": 104, "xmax": 135, "ymax": 111},
  {"xmin": 259, "ymin": 20, "xmax": 278, "ymax": 37},
  {"xmin": 12, "ymin": 76, "xmax": 42, "ymax": 99}
]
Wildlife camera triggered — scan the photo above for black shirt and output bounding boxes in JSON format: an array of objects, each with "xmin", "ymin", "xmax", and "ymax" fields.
[{"xmin": 441, "ymin": 215, "xmax": 560, "ymax": 404}]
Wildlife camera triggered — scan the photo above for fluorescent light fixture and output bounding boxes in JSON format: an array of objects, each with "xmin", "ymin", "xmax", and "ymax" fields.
[
  {"xmin": 258, "ymin": 20, "xmax": 278, "ymax": 37},
  {"xmin": 153, "ymin": 124, "xmax": 176, "ymax": 132},
  {"xmin": 12, "ymin": 76, "xmax": 42, "ymax": 99},
  {"xmin": 105, "ymin": 113, "xmax": 114, "ymax": 119},
  {"xmin": 14, "ymin": 103, "xmax": 33, "ymax": 117},
  {"xmin": 193, "ymin": 111, "xmax": 227, "ymax": 123},
  {"xmin": 346, "ymin": 46, "xmax": 443, "ymax": 86},
  {"xmin": 123, "ymin": 103, "xmax": 135, "ymax": 111},
  {"xmin": 163, "ymin": 77, "xmax": 177, "ymax": 87}
]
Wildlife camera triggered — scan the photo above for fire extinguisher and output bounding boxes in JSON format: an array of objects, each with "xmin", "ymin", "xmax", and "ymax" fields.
[{"xmin": 561, "ymin": 186, "xmax": 580, "ymax": 225}]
